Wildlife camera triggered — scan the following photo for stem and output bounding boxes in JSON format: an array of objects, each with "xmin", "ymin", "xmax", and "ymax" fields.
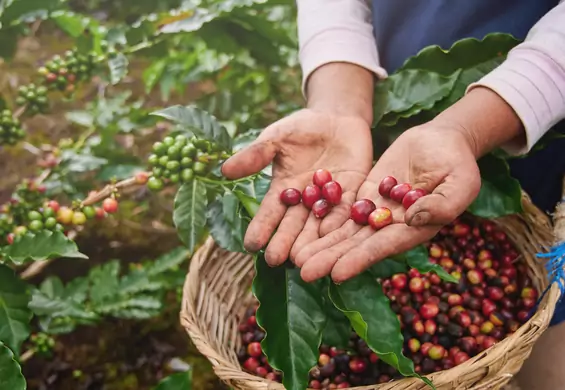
[
  {"xmin": 80, "ymin": 172, "xmax": 151, "ymax": 207},
  {"xmin": 74, "ymin": 127, "xmax": 96, "ymax": 151},
  {"xmin": 19, "ymin": 349, "xmax": 35, "ymax": 363},
  {"xmin": 22, "ymin": 142, "xmax": 42, "ymax": 156},
  {"xmin": 197, "ymin": 175, "xmax": 253, "ymax": 186}
]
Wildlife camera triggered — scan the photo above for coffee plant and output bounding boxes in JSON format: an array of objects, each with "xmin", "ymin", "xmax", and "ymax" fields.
[{"xmin": 0, "ymin": 0, "xmax": 556, "ymax": 389}]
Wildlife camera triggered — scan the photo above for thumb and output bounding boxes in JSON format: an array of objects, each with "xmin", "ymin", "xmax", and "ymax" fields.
[
  {"xmin": 221, "ymin": 126, "xmax": 280, "ymax": 180},
  {"xmin": 405, "ymin": 168, "xmax": 481, "ymax": 227}
]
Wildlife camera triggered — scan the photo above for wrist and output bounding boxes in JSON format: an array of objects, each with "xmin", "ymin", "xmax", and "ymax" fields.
[
  {"xmin": 433, "ymin": 87, "xmax": 525, "ymax": 158},
  {"xmin": 306, "ymin": 62, "xmax": 375, "ymax": 126}
]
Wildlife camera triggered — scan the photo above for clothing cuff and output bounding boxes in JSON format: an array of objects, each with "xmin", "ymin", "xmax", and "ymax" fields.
[
  {"xmin": 467, "ymin": 47, "xmax": 565, "ymax": 155},
  {"xmin": 299, "ymin": 28, "xmax": 388, "ymax": 96}
]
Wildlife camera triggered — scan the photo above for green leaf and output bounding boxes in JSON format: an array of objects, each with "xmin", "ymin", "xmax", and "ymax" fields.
[
  {"xmin": 369, "ymin": 258, "xmax": 408, "ymax": 279},
  {"xmin": 321, "ymin": 282, "xmax": 351, "ymax": 350},
  {"xmin": 207, "ymin": 193, "xmax": 247, "ymax": 253},
  {"xmin": 468, "ymin": 154, "xmax": 523, "ymax": 218},
  {"xmin": 51, "ymin": 10, "xmax": 91, "ymax": 37},
  {"xmin": 108, "ymin": 53, "xmax": 129, "ymax": 85},
  {"xmin": 173, "ymin": 181, "xmax": 208, "ymax": 253},
  {"xmin": 0, "ymin": 341, "xmax": 26, "ymax": 390},
  {"xmin": 60, "ymin": 149, "xmax": 108, "ymax": 173},
  {"xmin": 253, "ymin": 256, "xmax": 326, "ymax": 390},
  {"xmin": 400, "ymin": 34, "xmax": 520, "ymax": 109},
  {"xmin": 65, "ymin": 110, "xmax": 94, "ymax": 127},
  {"xmin": 96, "ymin": 164, "xmax": 144, "ymax": 181},
  {"xmin": 329, "ymin": 273, "xmax": 433, "ymax": 388},
  {"xmin": 1, "ymin": 0, "xmax": 62, "ymax": 24},
  {"xmin": 151, "ymin": 105, "xmax": 232, "ymax": 151},
  {"xmin": 154, "ymin": 371, "xmax": 192, "ymax": 390},
  {"xmin": 232, "ymin": 189, "xmax": 260, "ymax": 218},
  {"xmin": 143, "ymin": 59, "xmax": 167, "ymax": 94},
  {"xmin": 2, "ymin": 231, "xmax": 88, "ymax": 265},
  {"xmin": 0, "ymin": 264, "xmax": 32, "ymax": 356},
  {"xmin": 145, "ymin": 247, "xmax": 189, "ymax": 276},
  {"xmin": 401, "ymin": 246, "xmax": 458, "ymax": 283},
  {"xmin": 0, "ymin": 26, "xmax": 21, "ymax": 60},
  {"xmin": 379, "ymin": 69, "xmax": 461, "ymax": 126}
]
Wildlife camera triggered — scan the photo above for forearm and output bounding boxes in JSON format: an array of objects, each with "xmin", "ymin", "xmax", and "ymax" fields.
[
  {"xmin": 434, "ymin": 87, "xmax": 524, "ymax": 158},
  {"xmin": 306, "ymin": 63, "xmax": 375, "ymax": 125},
  {"xmin": 297, "ymin": 0, "xmax": 387, "ymax": 124},
  {"xmin": 466, "ymin": 1, "xmax": 565, "ymax": 155}
]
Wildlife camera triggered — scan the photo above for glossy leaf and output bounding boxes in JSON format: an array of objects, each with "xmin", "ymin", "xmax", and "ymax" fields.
[
  {"xmin": 143, "ymin": 59, "xmax": 167, "ymax": 94},
  {"xmin": 51, "ymin": 11, "xmax": 91, "ymax": 37},
  {"xmin": 0, "ymin": 341, "xmax": 26, "ymax": 390},
  {"xmin": 468, "ymin": 154, "xmax": 523, "ymax": 217},
  {"xmin": 253, "ymin": 256, "xmax": 326, "ymax": 390},
  {"xmin": 0, "ymin": 0, "xmax": 62, "ymax": 24},
  {"xmin": 108, "ymin": 53, "xmax": 129, "ymax": 85},
  {"xmin": 400, "ymin": 246, "xmax": 458, "ymax": 283},
  {"xmin": 0, "ymin": 265, "xmax": 32, "ymax": 356},
  {"xmin": 369, "ymin": 258, "xmax": 408, "ymax": 279},
  {"xmin": 154, "ymin": 371, "xmax": 192, "ymax": 390},
  {"xmin": 379, "ymin": 69, "xmax": 461, "ymax": 126},
  {"xmin": 151, "ymin": 105, "xmax": 232, "ymax": 151},
  {"xmin": 329, "ymin": 273, "xmax": 433, "ymax": 388},
  {"xmin": 321, "ymin": 282, "xmax": 351, "ymax": 349},
  {"xmin": 2, "ymin": 231, "xmax": 88, "ymax": 265},
  {"xmin": 207, "ymin": 192, "xmax": 247, "ymax": 253},
  {"xmin": 173, "ymin": 181, "xmax": 208, "ymax": 253},
  {"xmin": 401, "ymin": 33, "xmax": 520, "ymax": 108},
  {"xmin": 233, "ymin": 189, "xmax": 260, "ymax": 218}
]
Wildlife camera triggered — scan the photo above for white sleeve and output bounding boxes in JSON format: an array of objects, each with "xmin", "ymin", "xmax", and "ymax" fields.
[
  {"xmin": 467, "ymin": 1, "xmax": 565, "ymax": 155},
  {"xmin": 297, "ymin": 0, "xmax": 387, "ymax": 95}
]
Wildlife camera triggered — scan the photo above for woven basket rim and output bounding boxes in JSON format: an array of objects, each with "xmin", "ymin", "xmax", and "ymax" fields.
[{"xmin": 181, "ymin": 192, "xmax": 560, "ymax": 390}]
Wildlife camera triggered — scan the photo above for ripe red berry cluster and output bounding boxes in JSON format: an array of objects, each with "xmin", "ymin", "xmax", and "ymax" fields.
[
  {"xmin": 378, "ymin": 176, "xmax": 428, "ymax": 209},
  {"xmin": 238, "ymin": 215, "xmax": 537, "ymax": 386},
  {"xmin": 280, "ymin": 169, "xmax": 343, "ymax": 219}
]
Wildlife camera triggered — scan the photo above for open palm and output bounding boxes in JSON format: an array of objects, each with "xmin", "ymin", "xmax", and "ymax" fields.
[
  {"xmin": 293, "ymin": 125, "xmax": 482, "ymax": 283},
  {"xmin": 221, "ymin": 109, "xmax": 373, "ymax": 266}
]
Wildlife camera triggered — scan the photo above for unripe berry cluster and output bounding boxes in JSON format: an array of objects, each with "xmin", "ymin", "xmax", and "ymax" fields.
[
  {"xmin": 146, "ymin": 135, "xmax": 228, "ymax": 191},
  {"xmin": 38, "ymin": 50, "xmax": 99, "ymax": 96},
  {"xmin": 0, "ymin": 109, "xmax": 25, "ymax": 146},
  {"xmin": 16, "ymin": 84, "xmax": 49, "ymax": 115}
]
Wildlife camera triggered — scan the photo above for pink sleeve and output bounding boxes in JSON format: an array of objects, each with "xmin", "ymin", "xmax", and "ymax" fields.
[
  {"xmin": 297, "ymin": 0, "xmax": 387, "ymax": 95},
  {"xmin": 468, "ymin": 1, "xmax": 565, "ymax": 155}
]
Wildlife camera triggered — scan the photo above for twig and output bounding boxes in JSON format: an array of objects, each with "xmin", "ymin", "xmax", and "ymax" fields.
[
  {"xmin": 22, "ymin": 142, "xmax": 42, "ymax": 156},
  {"xmin": 19, "ymin": 349, "xmax": 34, "ymax": 363},
  {"xmin": 80, "ymin": 173, "xmax": 150, "ymax": 207},
  {"xmin": 13, "ymin": 105, "xmax": 26, "ymax": 119}
]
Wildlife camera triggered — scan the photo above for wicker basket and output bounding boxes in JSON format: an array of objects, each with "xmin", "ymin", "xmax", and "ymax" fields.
[{"xmin": 181, "ymin": 194, "xmax": 561, "ymax": 390}]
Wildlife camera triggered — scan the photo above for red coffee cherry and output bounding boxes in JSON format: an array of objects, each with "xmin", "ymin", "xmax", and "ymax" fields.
[
  {"xmin": 302, "ymin": 185, "xmax": 322, "ymax": 209},
  {"xmin": 389, "ymin": 183, "xmax": 412, "ymax": 203},
  {"xmin": 102, "ymin": 198, "xmax": 118, "ymax": 214},
  {"xmin": 312, "ymin": 169, "xmax": 333, "ymax": 188},
  {"xmin": 280, "ymin": 188, "xmax": 301, "ymax": 206},
  {"xmin": 312, "ymin": 199, "xmax": 331, "ymax": 219},
  {"xmin": 322, "ymin": 181, "xmax": 342, "ymax": 205},
  {"xmin": 402, "ymin": 188, "xmax": 428, "ymax": 209},
  {"xmin": 350, "ymin": 199, "xmax": 376, "ymax": 225},
  {"xmin": 368, "ymin": 207, "xmax": 393, "ymax": 230},
  {"xmin": 378, "ymin": 176, "xmax": 398, "ymax": 198}
]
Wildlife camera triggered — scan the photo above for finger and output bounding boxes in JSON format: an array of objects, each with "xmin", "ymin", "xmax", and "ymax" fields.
[
  {"xmin": 319, "ymin": 190, "xmax": 357, "ymax": 237},
  {"xmin": 244, "ymin": 187, "xmax": 286, "ymax": 252},
  {"xmin": 265, "ymin": 204, "xmax": 310, "ymax": 266},
  {"xmin": 289, "ymin": 212, "xmax": 320, "ymax": 263},
  {"xmin": 330, "ymin": 224, "xmax": 436, "ymax": 282},
  {"xmin": 294, "ymin": 219, "xmax": 362, "ymax": 268},
  {"xmin": 221, "ymin": 126, "xmax": 281, "ymax": 180},
  {"xmin": 300, "ymin": 225, "xmax": 374, "ymax": 282},
  {"xmin": 406, "ymin": 166, "xmax": 481, "ymax": 227}
]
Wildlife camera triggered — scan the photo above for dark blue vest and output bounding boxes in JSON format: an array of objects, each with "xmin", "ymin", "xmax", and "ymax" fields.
[
  {"xmin": 370, "ymin": 0, "xmax": 565, "ymax": 215},
  {"xmin": 372, "ymin": 0, "xmax": 559, "ymax": 72}
]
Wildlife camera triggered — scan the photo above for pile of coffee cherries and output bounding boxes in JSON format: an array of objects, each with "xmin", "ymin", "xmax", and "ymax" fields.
[
  {"xmin": 237, "ymin": 215, "xmax": 538, "ymax": 388},
  {"xmin": 280, "ymin": 169, "xmax": 343, "ymax": 219},
  {"xmin": 280, "ymin": 173, "xmax": 428, "ymax": 232}
]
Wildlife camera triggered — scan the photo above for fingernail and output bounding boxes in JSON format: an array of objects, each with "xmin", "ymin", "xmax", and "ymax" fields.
[{"xmin": 410, "ymin": 211, "xmax": 431, "ymax": 226}]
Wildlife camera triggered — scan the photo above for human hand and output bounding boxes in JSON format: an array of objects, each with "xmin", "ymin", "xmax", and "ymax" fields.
[
  {"xmin": 221, "ymin": 108, "xmax": 373, "ymax": 265},
  {"xmin": 293, "ymin": 121, "xmax": 482, "ymax": 283}
]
